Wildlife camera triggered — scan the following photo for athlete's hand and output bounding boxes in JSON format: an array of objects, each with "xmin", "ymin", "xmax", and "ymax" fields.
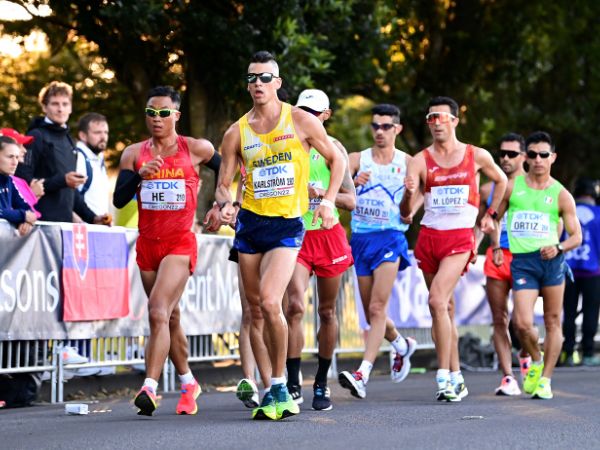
[
  {"xmin": 404, "ymin": 175, "xmax": 417, "ymax": 194},
  {"xmin": 401, "ymin": 212, "xmax": 413, "ymax": 224},
  {"xmin": 354, "ymin": 171, "xmax": 370, "ymax": 187},
  {"xmin": 492, "ymin": 248, "xmax": 504, "ymax": 266},
  {"xmin": 203, "ymin": 203, "xmax": 222, "ymax": 232},
  {"xmin": 220, "ymin": 203, "xmax": 236, "ymax": 225},
  {"xmin": 480, "ymin": 215, "xmax": 496, "ymax": 234},
  {"xmin": 470, "ymin": 252, "xmax": 478, "ymax": 265},
  {"xmin": 308, "ymin": 185, "xmax": 325, "ymax": 199},
  {"xmin": 540, "ymin": 245, "xmax": 560, "ymax": 260},
  {"xmin": 139, "ymin": 156, "xmax": 164, "ymax": 179},
  {"xmin": 313, "ymin": 202, "xmax": 334, "ymax": 230}
]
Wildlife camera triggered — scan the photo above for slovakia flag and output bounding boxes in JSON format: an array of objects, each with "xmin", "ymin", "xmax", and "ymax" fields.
[{"xmin": 62, "ymin": 224, "xmax": 130, "ymax": 321}]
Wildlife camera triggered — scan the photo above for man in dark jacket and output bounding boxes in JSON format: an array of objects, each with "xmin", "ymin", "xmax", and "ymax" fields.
[{"xmin": 16, "ymin": 81, "xmax": 108, "ymax": 224}]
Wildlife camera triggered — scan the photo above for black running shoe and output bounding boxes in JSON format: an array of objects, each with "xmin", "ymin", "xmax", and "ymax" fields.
[
  {"xmin": 286, "ymin": 383, "xmax": 304, "ymax": 405},
  {"xmin": 312, "ymin": 384, "xmax": 332, "ymax": 411}
]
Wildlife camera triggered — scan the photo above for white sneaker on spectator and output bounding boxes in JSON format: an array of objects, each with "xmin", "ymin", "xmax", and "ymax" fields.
[
  {"xmin": 62, "ymin": 346, "xmax": 88, "ymax": 364},
  {"xmin": 96, "ymin": 366, "xmax": 116, "ymax": 376},
  {"xmin": 73, "ymin": 367, "xmax": 101, "ymax": 377}
]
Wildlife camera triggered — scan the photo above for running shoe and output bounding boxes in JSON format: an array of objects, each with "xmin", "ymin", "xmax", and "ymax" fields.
[
  {"xmin": 436, "ymin": 382, "xmax": 458, "ymax": 402},
  {"xmin": 287, "ymin": 382, "xmax": 304, "ymax": 405},
  {"xmin": 495, "ymin": 375, "xmax": 522, "ymax": 396},
  {"xmin": 338, "ymin": 370, "xmax": 367, "ymax": 399},
  {"xmin": 312, "ymin": 384, "xmax": 333, "ymax": 411},
  {"xmin": 252, "ymin": 391, "xmax": 277, "ymax": 421},
  {"xmin": 582, "ymin": 355, "xmax": 600, "ymax": 367},
  {"xmin": 391, "ymin": 337, "xmax": 417, "ymax": 383},
  {"xmin": 519, "ymin": 355, "xmax": 531, "ymax": 381},
  {"xmin": 134, "ymin": 386, "xmax": 158, "ymax": 416},
  {"xmin": 449, "ymin": 381, "xmax": 468, "ymax": 402},
  {"xmin": 176, "ymin": 379, "xmax": 201, "ymax": 415},
  {"xmin": 531, "ymin": 377, "xmax": 553, "ymax": 399},
  {"xmin": 272, "ymin": 383, "xmax": 300, "ymax": 420},
  {"xmin": 523, "ymin": 361, "xmax": 544, "ymax": 394},
  {"xmin": 236, "ymin": 378, "xmax": 259, "ymax": 408}
]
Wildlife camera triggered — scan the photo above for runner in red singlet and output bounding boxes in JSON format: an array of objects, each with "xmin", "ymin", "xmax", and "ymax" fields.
[
  {"xmin": 113, "ymin": 86, "xmax": 220, "ymax": 416},
  {"xmin": 401, "ymin": 96, "xmax": 507, "ymax": 402}
]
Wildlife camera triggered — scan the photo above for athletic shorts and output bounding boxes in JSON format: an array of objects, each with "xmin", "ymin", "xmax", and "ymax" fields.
[
  {"xmin": 483, "ymin": 247, "xmax": 513, "ymax": 282},
  {"xmin": 511, "ymin": 251, "xmax": 566, "ymax": 291},
  {"xmin": 234, "ymin": 208, "xmax": 305, "ymax": 254},
  {"xmin": 350, "ymin": 229, "xmax": 410, "ymax": 276},
  {"xmin": 136, "ymin": 231, "xmax": 197, "ymax": 274},
  {"xmin": 414, "ymin": 226, "xmax": 475, "ymax": 275},
  {"xmin": 297, "ymin": 223, "xmax": 354, "ymax": 278}
]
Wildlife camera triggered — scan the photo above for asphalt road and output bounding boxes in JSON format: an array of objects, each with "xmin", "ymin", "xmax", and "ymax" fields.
[{"xmin": 2, "ymin": 367, "xmax": 599, "ymax": 450}]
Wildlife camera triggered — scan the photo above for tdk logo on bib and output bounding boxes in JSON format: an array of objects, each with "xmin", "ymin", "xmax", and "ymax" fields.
[
  {"xmin": 437, "ymin": 186, "xmax": 466, "ymax": 195},
  {"xmin": 145, "ymin": 181, "xmax": 182, "ymax": 190},
  {"xmin": 259, "ymin": 165, "xmax": 288, "ymax": 177}
]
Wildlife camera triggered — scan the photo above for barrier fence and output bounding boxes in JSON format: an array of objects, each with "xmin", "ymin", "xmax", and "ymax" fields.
[{"xmin": 1, "ymin": 222, "xmax": 559, "ymax": 403}]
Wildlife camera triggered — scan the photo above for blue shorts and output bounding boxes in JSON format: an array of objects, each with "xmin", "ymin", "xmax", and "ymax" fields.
[
  {"xmin": 350, "ymin": 230, "xmax": 410, "ymax": 276},
  {"xmin": 511, "ymin": 251, "xmax": 566, "ymax": 291},
  {"xmin": 234, "ymin": 208, "xmax": 305, "ymax": 254}
]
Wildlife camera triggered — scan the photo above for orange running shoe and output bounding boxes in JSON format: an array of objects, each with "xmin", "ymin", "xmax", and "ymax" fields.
[
  {"xmin": 134, "ymin": 386, "xmax": 158, "ymax": 416},
  {"xmin": 176, "ymin": 379, "xmax": 201, "ymax": 415}
]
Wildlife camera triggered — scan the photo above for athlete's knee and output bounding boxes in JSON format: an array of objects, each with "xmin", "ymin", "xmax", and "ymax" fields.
[
  {"xmin": 491, "ymin": 310, "xmax": 509, "ymax": 329},
  {"xmin": 428, "ymin": 294, "xmax": 448, "ymax": 317},
  {"xmin": 544, "ymin": 312, "xmax": 562, "ymax": 331},
  {"xmin": 286, "ymin": 296, "xmax": 305, "ymax": 322},
  {"xmin": 318, "ymin": 304, "xmax": 336, "ymax": 325},
  {"xmin": 260, "ymin": 298, "xmax": 282, "ymax": 319},
  {"xmin": 368, "ymin": 301, "xmax": 387, "ymax": 321},
  {"xmin": 148, "ymin": 306, "xmax": 169, "ymax": 328},
  {"xmin": 513, "ymin": 316, "xmax": 534, "ymax": 335}
]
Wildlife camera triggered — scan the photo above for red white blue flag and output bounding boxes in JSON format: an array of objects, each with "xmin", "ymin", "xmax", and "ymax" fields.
[{"xmin": 61, "ymin": 224, "xmax": 130, "ymax": 321}]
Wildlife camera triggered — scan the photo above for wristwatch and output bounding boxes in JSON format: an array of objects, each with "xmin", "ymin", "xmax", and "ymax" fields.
[{"xmin": 556, "ymin": 243, "xmax": 564, "ymax": 254}]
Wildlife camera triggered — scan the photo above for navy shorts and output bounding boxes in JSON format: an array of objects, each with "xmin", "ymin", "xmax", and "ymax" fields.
[
  {"xmin": 234, "ymin": 208, "xmax": 305, "ymax": 254},
  {"xmin": 511, "ymin": 251, "xmax": 566, "ymax": 291},
  {"xmin": 350, "ymin": 229, "xmax": 410, "ymax": 276}
]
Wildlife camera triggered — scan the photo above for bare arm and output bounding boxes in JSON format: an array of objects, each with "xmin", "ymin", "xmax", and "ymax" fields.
[
  {"xmin": 331, "ymin": 140, "xmax": 356, "ymax": 211},
  {"xmin": 400, "ymin": 152, "xmax": 425, "ymax": 218},
  {"xmin": 558, "ymin": 189, "xmax": 582, "ymax": 252},
  {"xmin": 215, "ymin": 124, "xmax": 241, "ymax": 224},
  {"xmin": 476, "ymin": 148, "xmax": 507, "ymax": 234}
]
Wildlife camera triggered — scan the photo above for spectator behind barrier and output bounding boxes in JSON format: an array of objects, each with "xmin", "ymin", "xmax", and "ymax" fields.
[
  {"xmin": 0, "ymin": 135, "xmax": 37, "ymax": 237},
  {"xmin": 15, "ymin": 81, "xmax": 109, "ymax": 225},
  {"xmin": 1, "ymin": 128, "xmax": 43, "ymax": 218}
]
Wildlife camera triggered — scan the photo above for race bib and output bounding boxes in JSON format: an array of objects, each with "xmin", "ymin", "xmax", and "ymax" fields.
[
  {"xmin": 140, "ymin": 179, "xmax": 186, "ymax": 211},
  {"xmin": 354, "ymin": 195, "xmax": 393, "ymax": 224},
  {"xmin": 430, "ymin": 185, "xmax": 469, "ymax": 213},
  {"xmin": 252, "ymin": 163, "xmax": 295, "ymax": 199},
  {"xmin": 308, "ymin": 181, "xmax": 324, "ymax": 211},
  {"xmin": 510, "ymin": 210, "xmax": 550, "ymax": 239}
]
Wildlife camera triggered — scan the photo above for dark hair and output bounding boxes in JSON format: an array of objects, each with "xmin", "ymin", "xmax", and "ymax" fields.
[
  {"xmin": 372, "ymin": 103, "xmax": 401, "ymax": 123},
  {"xmin": 250, "ymin": 51, "xmax": 279, "ymax": 75},
  {"xmin": 525, "ymin": 131, "xmax": 554, "ymax": 152},
  {"xmin": 38, "ymin": 81, "xmax": 73, "ymax": 106},
  {"xmin": 428, "ymin": 96, "xmax": 459, "ymax": 117},
  {"xmin": 499, "ymin": 132, "xmax": 525, "ymax": 152},
  {"xmin": 78, "ymin": 112, "xmax": 107, "ymax": 134},
  {"xmin": 0, "ymin": 135, "xmax": 17, "ymax": 151},
  {"xmin": 147, "ymin": 86, "xmax": 181, "ymax": 108},
  {"xmin": 574, "ymin": 177, "xmax": 598, "ymax": 199}
]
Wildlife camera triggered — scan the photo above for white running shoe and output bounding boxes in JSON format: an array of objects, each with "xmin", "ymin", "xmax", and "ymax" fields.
[
  {"xmin": 61, "ymin": 346, "xmax": 88, "ymax": 364},
  {"xmin": 391, "ymin": 337, "xmax": 417, "ymax": 383},
  {"xmin": 495, "ymin": 375, "xmax": 521, "ymax": 396},
  {"xmin": 338, "ymin": 370, "xmax": 367, "ymax": 399}
]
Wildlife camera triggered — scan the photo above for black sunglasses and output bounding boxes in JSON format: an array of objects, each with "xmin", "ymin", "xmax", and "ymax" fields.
[
  {"xmin": 526, "ymin": 150, "xmax": 552, "ymax": 159},
  {"xmin": 246, "ymin": 72, "xmax": 278, "ymax": 84},
  {"xmin": 145, "ymin": 107, "xmax": 178, "ymax": 118},
  {"xmin": 498, "ymin": 150, "xmax": 521, "ymax": 159},
  {"xmin": 371, "ymin": 122, "xmax": 396, "ymax": 131}
]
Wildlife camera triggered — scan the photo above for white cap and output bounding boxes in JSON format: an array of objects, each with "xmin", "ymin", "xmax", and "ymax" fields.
[{"xmin": 296, "ymin": 89, "xmax": 330, "ymax": 112}]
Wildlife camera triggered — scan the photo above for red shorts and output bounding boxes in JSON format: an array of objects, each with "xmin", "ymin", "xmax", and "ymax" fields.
[
  {"xmin": 136, "ymin": 231, "xmax": 197, "ymax": 274},
  {"xmin": 414, "ymin": 226, "xmax": 475, "ymax": 275},
  {"xmin": 483, "ymin": 247, "xmax": 513, "ymax": 282},
  {"xmin": 297, "ymin": 223, "xmax": 354, "ymax": 278}
]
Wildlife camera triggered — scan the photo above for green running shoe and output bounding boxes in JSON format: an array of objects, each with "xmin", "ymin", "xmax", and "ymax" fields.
[
  {"xmin": 523, "ymin": 362, "xmax": 544, "ymax": 394},
  {"xmin": 271, "ymin": 383, "xmax": 300, "ymax": 420},
  {"xmin": 531, "ymin": 377, "xmax": 553, "ymax": 399},
  {"xmin": 252, "ymin": 391, "xmax": 277, "ymax": 420}
]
